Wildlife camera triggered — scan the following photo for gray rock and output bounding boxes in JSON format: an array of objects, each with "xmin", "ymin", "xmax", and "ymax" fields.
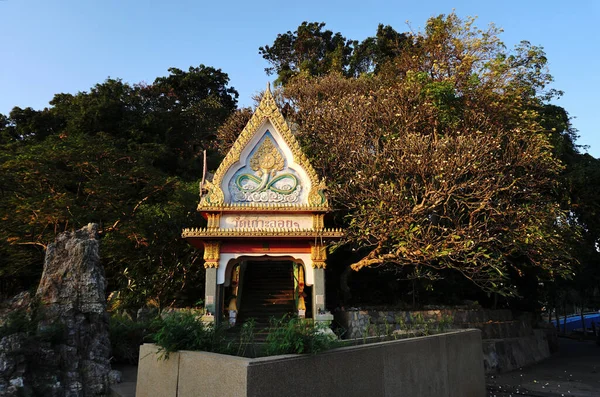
[
  {"xmin": 0, "ymin": 224, "xmax": 111, "ymax": 396},
  {"xmin": 35, "ymin": 223, "xmax": 111, "ymax": 396},
  {"xmin": 0, "ymin": 334, "xmax": 27, "ymax": 397},
  {"xmin": 108, "ymin": 370, "xmax": 122, "ymax": 384}
]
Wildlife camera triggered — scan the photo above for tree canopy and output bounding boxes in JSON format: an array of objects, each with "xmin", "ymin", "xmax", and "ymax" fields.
[
  {"xmin": 259, "ymin": 22, "xmax": 409, "ymax": 85},
  {"xmin": 252, "ymin": 14, "xmax": 590, "ymax": 303},
  {"xmin": 0, "ymin": 65, "xmax": 237, "ymax": 307},
  {"xmin": 0, "ymin": 14, "xmax": 597, "ymax": 312}
]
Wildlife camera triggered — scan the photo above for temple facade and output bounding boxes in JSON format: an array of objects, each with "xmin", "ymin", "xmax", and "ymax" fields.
[{"xmin": 182, "ymin": 85, "xmax": 342, "ymax": 325}]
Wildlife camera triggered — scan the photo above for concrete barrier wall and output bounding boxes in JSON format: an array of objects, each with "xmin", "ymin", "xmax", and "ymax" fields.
[
  {"xmin": 136, "ymin": 329, "xmax": 485, "ymax": 397},
  {"xmin": 483, "ymin": 329, "xmax": 552, "ymax": 373}
]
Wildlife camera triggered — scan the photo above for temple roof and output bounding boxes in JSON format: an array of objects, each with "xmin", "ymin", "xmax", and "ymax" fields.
[
  {"xmin": 183, "ymin": 84, "xmax": 342, "ymax": 244},
  {"xmin": 197, "ymin": 83, "xmax": 329, "ymax": 212}
]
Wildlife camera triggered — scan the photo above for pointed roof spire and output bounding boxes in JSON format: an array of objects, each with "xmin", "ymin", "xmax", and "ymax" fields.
[{"xmin": 198, "ymin": 82, "xmax": 329, "ymax": 208}]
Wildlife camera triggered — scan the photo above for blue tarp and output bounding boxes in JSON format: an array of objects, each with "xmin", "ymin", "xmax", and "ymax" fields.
[{"xmin": 553, "ymin": 313, "xmax": 600, "ymax": 332}]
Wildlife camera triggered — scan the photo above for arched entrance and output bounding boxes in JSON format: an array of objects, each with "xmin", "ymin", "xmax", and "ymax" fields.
[{"xmin": 222, "ymin": 256, "xmax": 312, "ymax": 325}]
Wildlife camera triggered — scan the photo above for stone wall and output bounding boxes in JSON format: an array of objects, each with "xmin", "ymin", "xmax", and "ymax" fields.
[
  {"xmin": 335, "ymin": 308, "xmax": 515, "ymax": 339},
  {"xmin": 334, "ymin": 308, "xmax": 554, "ymax": 373},
  {"xmin": 483, "ymin": 329, "xmax": 551, "ymax": 373},
  {"xmin": 136, "ymin": 329, "xmax": 485, "ymax": 397}
]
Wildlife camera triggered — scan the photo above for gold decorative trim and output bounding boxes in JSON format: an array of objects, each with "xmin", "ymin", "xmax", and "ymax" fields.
[
  {"xmin": 199, "ymin": 83, "xmax": 329, "ymax": 208},
  {"xmin": 250, "ymin": 136, "xmax": 284, "ymax": 175},
  {"xmin": 312, "ymin": 214, "xmax": 325, "ymax": 230},
  {"xmin": 206, "ymin": 213, "xmax": 221, "ymax": 229},
  {"xmin": 310, "ymin": 243, "xmax": 327, "ymax": 269},
  {"xmin": 182, "ymin": 227, "xmax": 343, "ymax": 239},
  {"xmin": 203, "ymin": 241, "xmax": 221, "ymax": 268},
  {"xmin": 197, "ymin": 203, "xmax": 329, "ymax": 213},
  {"xmin": 200, "ymin": 180, "xmax": 224, "ymax": 207},
  {"xmin": 308, "ymin": 178, "xmax": 328, "ymax": 207}
]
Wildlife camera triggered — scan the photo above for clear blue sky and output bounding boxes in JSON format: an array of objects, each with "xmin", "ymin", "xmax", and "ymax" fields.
[{"xmin": 1, "ymin": 0, "xmax": 598, "ymax": 157}]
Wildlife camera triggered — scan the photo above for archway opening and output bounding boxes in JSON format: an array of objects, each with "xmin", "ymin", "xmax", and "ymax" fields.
[
  {"xmin": 223, "ymin": 259, "xmax": 312, "ymax": 326},
  {"xmin": 236, "ymin": 260, "xmax": 293, "ymax": 325}
]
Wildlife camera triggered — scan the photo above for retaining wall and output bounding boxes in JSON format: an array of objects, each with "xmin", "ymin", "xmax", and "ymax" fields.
[
  {"xmin": 335, "ymin": 308, "xmax": 554, "ymax": 373},
  {"xmin": 136, "ymin": 329, "xmax": 485, "ymax": 397}
]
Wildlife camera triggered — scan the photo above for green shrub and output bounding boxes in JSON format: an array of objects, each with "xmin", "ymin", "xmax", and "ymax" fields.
[
  {"xmin": 264, "ymin": 316, "xmax": 337, "ymax": 355},
  {"xmin": 151, "ymin": 311, "xmax": 230, "ymax": 358},
  {"xmin": 0, "ymin": 303, "xmax": 65, "ymax": 345},
  {"xmin": 392, "ymin": 313, "xmax": 454, "ymax": 338},
  {"xmin": 236, "ymin": 318, "xmax": 257, "ymax": 357},
  {"xmin": 109, "ymin": 313, "xmax": 157, "ymax": 364},
  {"xmin": 149, "ymin": 313, "xmax": 338, "ymax": 358}
]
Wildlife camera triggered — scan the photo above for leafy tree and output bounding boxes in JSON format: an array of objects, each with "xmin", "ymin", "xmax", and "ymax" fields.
[
  {"xmin": 215, "ymin": 107, "xmax": 253, "ymax": 155},
  {"xmin": 534, "ymin": 102, "xmax": 600, "ymax": 314},
  {"xmin": 259, "ymin": 22, "xmax": 355, "ymax": 85},
  {"xmin": 0, "ymin": 65, "xmax": 237, "ymax": 306},
  {"xmin": 280, "ymin": 13, "xmax": 577, "ymax": 298},
  {"xmin": 349, "ymin": 24, "xmax": 409, "ymax": 76},
  {"xmin": 260, "ymin": 22, "xmax": 410, "ymax": 85}
]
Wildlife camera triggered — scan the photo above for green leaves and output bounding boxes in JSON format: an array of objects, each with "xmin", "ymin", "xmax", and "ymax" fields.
[
  {"xmin": 0, "ymin": 65, "xmax": 236, "ymax": 304},
  {"xmin": 264, "ymin": 316, "xmax": 337, "ymax": 355},
  {"xmin": 152, "ymin": 311, "xmax": 227, "ymax": 358},
  {"xmin": 260, "ymin": 21, "xmax": 408, "ymax": 85},
  {"xmin": 282, "ymin": 13, "xmax": 577, "ymax": 299}
]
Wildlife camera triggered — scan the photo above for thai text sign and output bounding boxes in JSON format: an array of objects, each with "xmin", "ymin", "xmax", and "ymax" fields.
[{"xmin": 220, "ymin": 214, "xmax": 312, "ymax": 229}]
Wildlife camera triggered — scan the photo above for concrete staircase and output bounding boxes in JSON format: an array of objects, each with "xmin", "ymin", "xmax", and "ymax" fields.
[{"xmin": 236, "ymin": 261, "xmax": 296, "ymax": 326}]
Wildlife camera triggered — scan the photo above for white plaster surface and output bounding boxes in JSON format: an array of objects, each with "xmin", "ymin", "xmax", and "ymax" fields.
[
  {"xmin": 220, "ymin": 120, "xmax": 312, "ymax": 204},
  {"xmin": 219, "ymin": 213, "xmax": 313, "ymax": 229},
  {"xmin": 217, "ymin": 253, "xmax": 313, "ymax": 285}
]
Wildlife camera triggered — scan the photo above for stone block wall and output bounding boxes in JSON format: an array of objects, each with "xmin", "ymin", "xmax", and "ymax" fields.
[{"xmin": 334, "ymin": 308, "xmax": 554, "ymax": 373}]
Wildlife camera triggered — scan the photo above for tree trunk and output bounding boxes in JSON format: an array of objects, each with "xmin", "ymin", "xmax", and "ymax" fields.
[{"xmin": 563, "ymin": 302, "xmax": 568, "ymax": 335}]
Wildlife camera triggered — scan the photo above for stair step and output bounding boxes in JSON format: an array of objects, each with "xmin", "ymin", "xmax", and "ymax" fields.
[
  {"xmin": 238, "ymin": 261, "xmax": 296, "ymax": 324},
  {"xmin": 241, "ymin": 297, "xmax": 294, "ymax": 301}
]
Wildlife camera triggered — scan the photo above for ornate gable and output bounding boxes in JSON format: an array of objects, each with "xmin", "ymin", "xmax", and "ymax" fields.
[{"xmin": 199, "ymin": 84, "xmax": 328, "ymax": 210}]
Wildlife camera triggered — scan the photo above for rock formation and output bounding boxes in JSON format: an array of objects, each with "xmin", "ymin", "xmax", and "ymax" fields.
[{"xmin": 0, "ymin": 224, "xmax": 111, "ymax": 396}]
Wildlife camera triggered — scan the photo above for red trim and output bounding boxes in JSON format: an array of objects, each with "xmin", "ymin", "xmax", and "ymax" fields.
[
  {"xmin": 186, "ymin": 239, "xmax": 205, "ymax": 249},
  {"xmin": 221, "ymin": 240, "xmax": 311, "ymax": 253}
]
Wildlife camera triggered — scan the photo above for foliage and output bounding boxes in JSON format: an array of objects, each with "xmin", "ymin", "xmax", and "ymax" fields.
[
  {"xmin": 534, "ymin": 102, "xmax": 600, "ymax": 313},
  {"xmin": 259, "ymin": 22, "xmax": 409, "ymax": 85},
  {"xmin": 236, "ymin": 317, "xmax": 257, "ymax": 357},
  {"xmin": 215, "ymin": 107, "xmax": 253, "ymax": 155},
  {"xmin": 394, "ymin": 313, "xmax": 454, "ymax": 337},
  {"xmin": 0, "ymin": 310, "xmax": 34, "ymax": 338},
  {"xmin": 0, "ymin": 302, "xmax": 65, "ymax": 345},
  {"xmin": 279, "ymin": 13, "xmax": 578, "ymax": 298},
  {"xmin": 151, "ymin": 314, "xmax": 337, "ymax": 358},
  {"xmin": 264, "ymin": 316, "xmax": 337, "ymax": 355},
  {"xmin": 152, "ymin": 311, "xmax": 231, "ymax": 358},
  {"xmin": 259, "ymin": 22, "xmax": 354, "ymax": 86},
  {"xmin": 0, "ymin": 65, "xmax": 237, "ymax": 306},
  {"xmin": 109, "ymin": 312, "xmax": 158, "ymax": 364},
  {"xmin": 354, "ymin": 312, "xmax": 454, "ymax": 342}
]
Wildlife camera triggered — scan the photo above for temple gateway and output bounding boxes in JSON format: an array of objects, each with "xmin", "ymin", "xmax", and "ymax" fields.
[{"xmin": 182, "ymin": 85, "xmax": 342, "ymax": 326}]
